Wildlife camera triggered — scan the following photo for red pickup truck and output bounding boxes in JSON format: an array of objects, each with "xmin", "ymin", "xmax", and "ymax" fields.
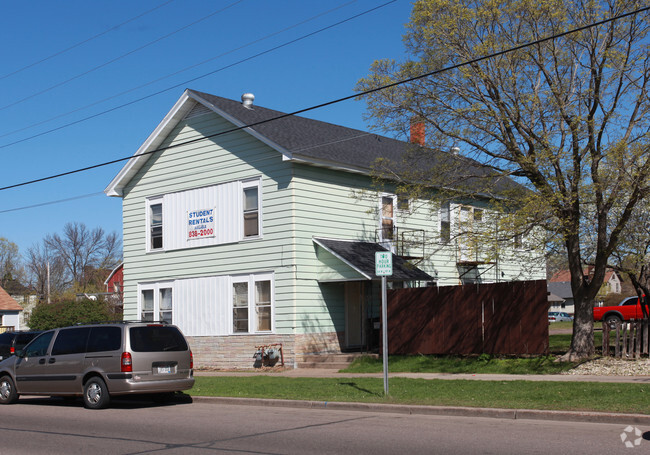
[{"xmin": 593, "ymin": 296, "xmax": 648, "ymax": 327}]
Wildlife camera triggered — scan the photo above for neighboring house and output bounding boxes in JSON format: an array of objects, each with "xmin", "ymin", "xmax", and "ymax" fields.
[
  {"xmin": 105, "ymin": 262, "xmax": 124, "ymax": 294},
  {"xmin": 104, "ymin": 89, "xmax": 546, "ymax": 368},
  {"xmin": 104, "ymin": 262, "xmax": 124, "ymax": 311},
  {"xmin": 547, "ymin": 281, "xmax": 573, "ymax": 314},
  {"xmin": 13, "ymin": 294, "xmax": 38, "ymax": 330},
  {"xmin": 550, "ymin": 267, "xmax": 622, "ymax": 313},
  {"xmin": 0, "ymin": 285, "xmax": 23, "ymax": 332}
]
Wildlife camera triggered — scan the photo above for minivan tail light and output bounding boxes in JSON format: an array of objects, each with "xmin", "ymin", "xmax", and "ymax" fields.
[
  {"xmin": 190, "ymin": 351, "xmax": 193, "ymax": 369},
  {"xmin": 10, "ymin": 347, "xmax": 15, "ymax": 354},
  {"xmin": 121, "ymin": 352, "xmax": 133, "ymax": 372}
]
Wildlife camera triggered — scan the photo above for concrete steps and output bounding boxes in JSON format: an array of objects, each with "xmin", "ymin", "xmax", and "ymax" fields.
[{"xmin": 295, "ymin": 352, "xmax": 377, "ymax": 370}]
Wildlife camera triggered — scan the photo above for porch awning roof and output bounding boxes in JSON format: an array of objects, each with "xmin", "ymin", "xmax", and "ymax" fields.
[{"xmin": 313, "ymin": 237, "xmax": 434, "ymax": 282}]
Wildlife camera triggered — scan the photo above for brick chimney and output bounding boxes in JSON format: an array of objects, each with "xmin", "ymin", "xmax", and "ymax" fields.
[{"xmin": 410, "ymin": 119, "xmax": 425, "ymax": 146}]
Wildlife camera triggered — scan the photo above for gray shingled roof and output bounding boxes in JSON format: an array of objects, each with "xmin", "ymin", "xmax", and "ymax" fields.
[
  {"xmin": 548, "ymin": 282, "xmax": 573, "ymax": 300},
  {"xmin": 189, "ymin": 89, "xmax": 525, "ymax": 197},
  {"xmin": 314, "ymin": 237, "xmax": 433, "ymax": 282}
]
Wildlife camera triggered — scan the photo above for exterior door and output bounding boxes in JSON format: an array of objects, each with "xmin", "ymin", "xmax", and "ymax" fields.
[{"xmin": 345, "ymin": 282, "xmax": 364, "ymax": 348}]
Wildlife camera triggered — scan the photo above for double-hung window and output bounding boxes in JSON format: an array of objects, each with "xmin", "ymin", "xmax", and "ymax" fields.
[
  {"xmin": 242, "ymin": 180, "xmax": 260, "ymax": 238},
  {"xmin": 147, "ymin": 197, "xmax": 163, "ymax": 251},
  {"xmin": 231, "ymin": 274, "xmax": 273, "ymax": 334},
  {"xmin": 140, "ymin": 283, "xmax": 173, "ymax": 323}
]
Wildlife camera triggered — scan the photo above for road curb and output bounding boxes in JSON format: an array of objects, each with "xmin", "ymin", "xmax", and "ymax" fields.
[{"xmin": 191, "ymin": 396, "xmax": 650, "ymax": 425}]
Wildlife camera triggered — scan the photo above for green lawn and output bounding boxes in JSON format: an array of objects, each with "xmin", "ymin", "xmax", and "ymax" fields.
[
  {"xmin": 548, "ymin": 320, "xmax": 573, "ymax": 330},
  {"xmin": 189, "ymin": 325, "xmax": 649, "ymax": 415},
  {"xmin": 190, "ymin": 376, "xmax": 650, "ymax": 415},
  {"xmin": 340, "ymin": 328, "xmax": 609, "ymax": 375},
  {"xmin": 341, "ymin": 354, "xmax": 575, "ymax": 374}
]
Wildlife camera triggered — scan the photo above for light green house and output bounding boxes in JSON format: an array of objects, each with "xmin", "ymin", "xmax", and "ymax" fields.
[{"xmin": 105, "ymin": 89, "xmax": 545, "ymax": 368}]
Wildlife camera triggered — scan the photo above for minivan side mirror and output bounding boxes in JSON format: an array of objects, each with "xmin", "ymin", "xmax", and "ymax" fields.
[{"xmin": 15, "ymin": 349, "xmax": 25, "ymax": 358}]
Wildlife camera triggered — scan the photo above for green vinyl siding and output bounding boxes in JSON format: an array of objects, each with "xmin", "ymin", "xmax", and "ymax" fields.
[
  {"xmin": 121, "ymin": 111, "xmax": 297, "ymax": 334},
  {"xmin": 119, "ymin": 107, "xmax": 544, "ymax": 339}
]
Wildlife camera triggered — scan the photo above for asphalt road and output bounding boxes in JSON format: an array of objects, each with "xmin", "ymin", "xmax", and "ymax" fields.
[{"xmin": 0, "ymin": 396, "xmax": 647, "ymax": 454}]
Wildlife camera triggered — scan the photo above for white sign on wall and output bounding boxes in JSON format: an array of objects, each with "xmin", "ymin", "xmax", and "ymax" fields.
[{"xmin": 187, "ymin": 208, "xmax": 215, "ymax": 240}]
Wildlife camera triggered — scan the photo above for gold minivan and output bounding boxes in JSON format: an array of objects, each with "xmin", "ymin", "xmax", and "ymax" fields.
[{"xmin": 0, "ymin": 322, "xmax": 194, "ymax": 409}]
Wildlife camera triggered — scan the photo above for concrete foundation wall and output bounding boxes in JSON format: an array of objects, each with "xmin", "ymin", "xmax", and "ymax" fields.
[{"xmin": 188, "ymin": 331, "xmax": 344, "ymax": 370}]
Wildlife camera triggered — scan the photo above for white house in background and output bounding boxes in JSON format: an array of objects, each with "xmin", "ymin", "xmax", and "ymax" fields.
[
  {"xmin": 0, "ymin": 285, "xmax": 23, "ymax": 331},
  {"xmin": 550, "ymin": 267, "xmax": 622, "ymax": 313},
  {"xmin": 105, "ymin": 89, "xmax": 546, "ymax": 369}
]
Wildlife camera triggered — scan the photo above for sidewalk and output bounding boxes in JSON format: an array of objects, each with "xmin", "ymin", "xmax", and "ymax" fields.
[{"xmin": 192, "ymin": 368, "xmax": 650, "ymax": 425}]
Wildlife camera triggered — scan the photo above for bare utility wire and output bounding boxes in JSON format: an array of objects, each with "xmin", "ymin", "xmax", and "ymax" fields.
[
  {"xmin": 0, "ymin": 133, "xmax": 374, "ymax": 213},
  {"xmin": 1, "ymin": 4, "xmax": 648, "ymax": 194},
  {"xmin": 0, "ymin": 0, "xmax": 245, "ymax": 112},
  {"xmin": 0, "ymin": 0, "xmax": 359, "ymax": 141},
  {"xmin": 0, "ymin": 0, "xmax": 177, "ymax": 81},
  {"xmin": 0, "ymin": 192, "xmax": 105, "ymax": 214}
]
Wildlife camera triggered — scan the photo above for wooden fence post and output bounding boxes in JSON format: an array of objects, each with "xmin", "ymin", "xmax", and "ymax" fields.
[
  {"xmin": 644, "ymin": 320, "xmax": 649, "ymax": 356},
  {"xmin": 635, "ymin": 321, "xmax": 642, "ymax": 359},
  {"xmin": 602, "ymin": 321, "xmax": 609, "ymax": 357}
]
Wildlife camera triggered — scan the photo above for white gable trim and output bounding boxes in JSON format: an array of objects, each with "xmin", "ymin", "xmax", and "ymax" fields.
[
  {"xmin": 313, "ymin": 237, "xmax": 372, "ymax": 280},
  {"xmin": 105, "ymin": 90, "xmax": 299, "ymax": 198},
  {"xmin": 105, "ymin": 91, "xmax": 195, "ymax": 197}
]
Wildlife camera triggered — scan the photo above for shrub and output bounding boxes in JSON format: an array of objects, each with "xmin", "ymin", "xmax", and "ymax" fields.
[{"xmin": 28, "ymin": 298, "xmax": 117, "ymax": 330}]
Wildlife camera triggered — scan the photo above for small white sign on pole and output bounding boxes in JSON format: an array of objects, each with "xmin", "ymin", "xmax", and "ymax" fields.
[{"xmin": 375, "ymin": 251, "xmax": 393, "ymax": 276}]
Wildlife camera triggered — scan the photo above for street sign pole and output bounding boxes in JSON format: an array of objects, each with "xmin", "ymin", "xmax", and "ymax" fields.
[
  {"xmin": 381, "ymin": 274, "xmax": 388, "ymax": 396},
  {"xmin": 375, "ymin": 251, "xmax": 392, "ymax": 396}
]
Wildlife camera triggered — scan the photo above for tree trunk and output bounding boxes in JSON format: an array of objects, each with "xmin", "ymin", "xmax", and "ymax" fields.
[
  {"xmin": 559, "ymin": 234, "xmax": 595, "ymax": 361},
  {"xmin": 561, "ymin": 295, "xmax": 595, "ymax": 361}
]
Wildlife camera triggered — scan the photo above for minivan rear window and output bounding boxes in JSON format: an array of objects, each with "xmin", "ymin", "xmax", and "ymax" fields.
[
  {"xmin": 129, "ymin": 326, "xmax": 188, "ymax": 352},
  {"xmin": 88, "ymin": 326, "xmax": 122, "ymax": 352}
]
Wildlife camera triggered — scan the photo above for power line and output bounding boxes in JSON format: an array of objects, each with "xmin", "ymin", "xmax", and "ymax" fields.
[
  {"xmin": 0, "ymin": 192, "xmax": 105, "ymax": 214},
  {"xmin": 0, "ymin": 132, "xmax": 375, "ymax": 213},
  {"xmin": 0, "ymin": 0, "xmax": 246, "ymax": 112},
  {"xmin": 0, "ymin": 0, "xmax": 178, "ymax": 81},
  {"xmin": 1, "ymin": 4, "xmax": 648, "ymax": 194},
  {"xmin": 0, "ymin": 0, "xmax": 359, "ymax": 141},
  {"xmin": 0, "ymin": 0, "xmax": 391, "ymax": 151}
]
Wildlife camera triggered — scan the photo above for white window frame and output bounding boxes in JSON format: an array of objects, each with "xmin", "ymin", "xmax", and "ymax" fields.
[
  {"xmin": 396, "ymin": 193, "xmax": 410, "ymax": 213},
  {"xmin": 146, "ymin": 196, "xmax": 164, "ymax": 253},
  {"xmin": 138, "ymin": 282, "xmax": 174, "ymax": 323},
  {"xmin": 241, "ymin": 179, "xmax": 262, "ymax": 240},
  {"xmin": 230, "ymin": 273, "xmax": 274, "ymax": 334}
]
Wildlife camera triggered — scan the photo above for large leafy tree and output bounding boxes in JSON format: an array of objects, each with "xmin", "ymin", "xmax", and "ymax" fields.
[{"xmin": 357, "ymin": 0, "xmax": 650, "ymax": 359}]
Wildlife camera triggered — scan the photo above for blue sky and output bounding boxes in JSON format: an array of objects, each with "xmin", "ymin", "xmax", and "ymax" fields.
[{"xmin": 0, "ymin": 0, "xmax": 413, "ymax": 258}]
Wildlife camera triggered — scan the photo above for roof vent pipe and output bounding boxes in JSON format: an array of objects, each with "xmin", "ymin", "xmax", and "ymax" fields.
[{"xmin": 241, "ymin": 93, "xmax": 255, "ymax": 109}]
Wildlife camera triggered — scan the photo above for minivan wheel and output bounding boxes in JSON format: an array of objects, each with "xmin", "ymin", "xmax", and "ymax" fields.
[
  {"xmin": 0, "ymin": 375, "xmax": 19, "ymax": 404},
  {"xmin": 83, "ymin": 377, "xmax": 110, "ymax": 409}
]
